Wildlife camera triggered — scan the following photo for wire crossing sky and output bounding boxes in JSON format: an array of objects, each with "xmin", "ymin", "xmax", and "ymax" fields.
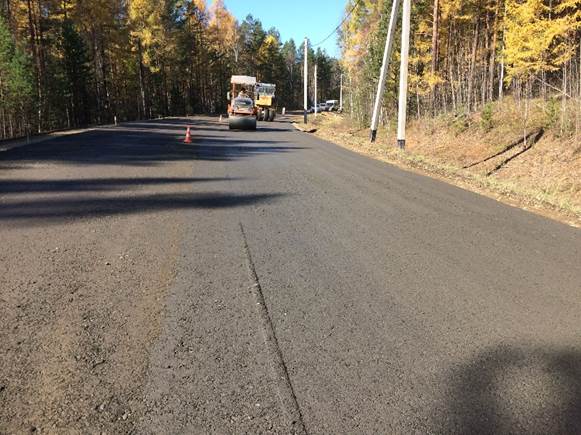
[{"xmin": 223, "ymin": 0, "xmax": 346, "ymax": 58}]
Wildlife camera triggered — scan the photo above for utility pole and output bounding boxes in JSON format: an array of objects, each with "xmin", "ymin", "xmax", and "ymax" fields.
[
  {"xmin": 396, "ymin": 0, "xmax": 411, "ymax": 149},
  {"xmin": 370, "ymin": 0, "xmax": 401, "ymax": 142},
  {"xmin": 340, "ymin": 73, "xmax": 343, "ymax": 112},
  {"xmin": 304, "ymin": 37, "xmax": 308, "ymax": 124},
  {"xmin": 314, "ymin": 64, "xmax": 318, "ymax": 117}
]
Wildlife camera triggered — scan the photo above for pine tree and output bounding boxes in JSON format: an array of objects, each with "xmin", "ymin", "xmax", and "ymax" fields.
[
  {"xmin": 60, "ymin": 19, "xmax": 91, "ymax": 126},
  {"xmin": 0, "ymin": 14, "xmax": 32, "ymax": 138},
  {"xmin": 239, "ymin": 15, "xmax": 266, "ymax": 76}
]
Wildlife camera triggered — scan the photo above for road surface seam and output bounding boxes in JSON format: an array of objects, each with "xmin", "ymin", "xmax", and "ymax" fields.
[{"xmin": 239, "ymin": 222, "xmax": 308, "ymax": 435}]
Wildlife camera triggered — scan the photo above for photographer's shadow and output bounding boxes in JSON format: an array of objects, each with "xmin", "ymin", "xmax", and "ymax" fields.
[{"xmin": 439, "ymin": 344, "xmax": 581, "ymax": 434}]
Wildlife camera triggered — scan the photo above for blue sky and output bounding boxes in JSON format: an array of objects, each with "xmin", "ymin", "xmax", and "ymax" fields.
[{"xmin": 223, "ymin": 0, "xmax": 346, "ymax": 58}]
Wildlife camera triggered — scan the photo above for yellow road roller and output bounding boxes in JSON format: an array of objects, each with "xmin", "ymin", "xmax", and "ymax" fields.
[{"xmin": 227, "ymin": 75, "xmax": 257, "ymax": 130}]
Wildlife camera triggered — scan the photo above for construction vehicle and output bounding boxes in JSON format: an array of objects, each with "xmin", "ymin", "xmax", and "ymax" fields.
[
  {"xmin": 255, "ymin": 83, "xmax": 277, "ymax": 122},
  {"xmin": 227, "ymin": 75, "xmax": 257, "ymax": 130}
]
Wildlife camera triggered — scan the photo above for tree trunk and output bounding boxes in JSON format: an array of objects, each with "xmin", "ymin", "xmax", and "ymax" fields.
[
  {"xmin": 137, "ymin": 38, "xmax": 147, "ymax": 119},
  {"xmin": 467, "ymin": 19, "xmax": 480, "ymax": 111},
  {"xmin": 488, "ymin": 0, "xmax": 500, "ymax": 102},
  {"xmin": 34, "ymin": 0, "xmax": 46, "ymax": 130},
  {"xmin": 431, "ymin": 0, "xmax": 439, "ymax": 75},
  {"xmin": 0, "ymin": 76, "xmax": 6, "ymax": 139},
  {"xmin": 26, "ymin": 0, "xmax": 42, "ymax": 132},
  {"xmin": 524, "ymin": 79, "xmax": 531, "ymax": 146},
  {"xmin": 561, "ymin": 63, "xmax": 567, "ymax": 136},
  {"xmin": 575, "ymin": 44, "xmax": 581, "ymax": 143},
  {"xmin": 2, "ymin": 0, "xmax": 11, "ymax": 25},
  {"xmin": 99, "ymin": 33, "xmax": 110, "ymax": 123},
  {"xmin": 498, "ymin": 1, "xmax": 507, "ymax": 99}
]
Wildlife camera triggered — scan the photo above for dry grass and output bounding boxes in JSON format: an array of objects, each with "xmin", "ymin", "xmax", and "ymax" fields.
[{"xmin": 295, "ymin": 100, "xmax": 580, "ymax": 227}]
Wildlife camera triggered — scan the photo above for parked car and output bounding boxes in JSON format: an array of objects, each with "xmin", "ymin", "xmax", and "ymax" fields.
[
  {"xmin": 307, "ymin": 103, "xmax": 330, "ymax": 113},
  {"xmin": 325, "ymin": 100, "xmax": 339, "ymax": 111},
  {"xmin": 307, "ymin": 104, "xmax": 325, "ymax": 113}
]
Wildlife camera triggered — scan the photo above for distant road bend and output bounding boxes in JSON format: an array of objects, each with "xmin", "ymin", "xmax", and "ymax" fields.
[{"xmin": 1, "ymin": 116, "xmax": 580, "ymax": 433}]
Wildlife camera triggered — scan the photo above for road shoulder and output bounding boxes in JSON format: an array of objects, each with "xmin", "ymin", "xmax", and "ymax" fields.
[{"xmin": 291, "ymin": 113, "xmax": 580, "ymax": 228}]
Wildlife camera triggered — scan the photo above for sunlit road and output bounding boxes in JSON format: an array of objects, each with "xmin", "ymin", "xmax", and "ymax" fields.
[{"xmin": 1, "ymin": 116, "xmax": 580, "ymax": 433}]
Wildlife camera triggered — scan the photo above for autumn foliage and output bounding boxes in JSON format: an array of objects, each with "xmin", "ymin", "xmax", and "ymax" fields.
[
  {"xmin": 340, "ymin": 0, "xmax": 581, "ymax": 131},
  {"xmin": 0, "ymin": 0, "xmax": 340, "ymax": 139}
]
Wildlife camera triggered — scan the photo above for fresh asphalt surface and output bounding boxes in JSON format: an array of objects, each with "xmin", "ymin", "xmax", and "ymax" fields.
[{"xmin": 1, "ymin": 116, "xmax": 580, "ymax": 433}]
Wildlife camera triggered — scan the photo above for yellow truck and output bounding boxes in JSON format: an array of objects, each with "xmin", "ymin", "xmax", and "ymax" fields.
[{"xmin": 255, "ymin": 83, "xmax": 277, "ymax": 122}]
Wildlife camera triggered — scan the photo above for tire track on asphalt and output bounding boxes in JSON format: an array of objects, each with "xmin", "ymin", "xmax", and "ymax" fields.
[{"xmin": 239, "ymin": 222, "xmax": 308, "ymax": 435}]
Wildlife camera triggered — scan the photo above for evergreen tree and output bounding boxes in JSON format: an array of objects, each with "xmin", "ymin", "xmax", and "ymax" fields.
[
  {"xmin": 60, "ymin": 20, "xmax": 91, "ymax": 126},
  {"xmin": 0, "ymin": 14, "xmax": 32, "ymax": 138},
  {"xmin": 239, "ymin": 14, "xmax": 266, "ymax": 76}
]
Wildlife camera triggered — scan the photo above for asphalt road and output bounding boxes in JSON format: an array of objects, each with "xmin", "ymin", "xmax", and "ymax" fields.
[{"xmin": 1, "ymin": 116, "xmax": 580, "ymax": 434}]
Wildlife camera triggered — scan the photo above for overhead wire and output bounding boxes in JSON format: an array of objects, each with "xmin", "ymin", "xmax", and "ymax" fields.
[{"xmin": 310, "ymin": 0, "xmax": 364, "ymax": 47}]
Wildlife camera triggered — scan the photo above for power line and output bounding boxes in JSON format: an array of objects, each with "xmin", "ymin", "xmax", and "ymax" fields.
[{"xmin": 311, "ymin": 0, "xmax": 364, "ymax": 47}]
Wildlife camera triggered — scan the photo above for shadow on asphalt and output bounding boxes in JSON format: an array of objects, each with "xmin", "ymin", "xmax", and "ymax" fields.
[
  {"xmin": 0, "ymin": 177, "xmax": 240, "ymax": 194},
  {"xmin": 117, "ymin": 118, "xmax": 292, "ymax": 133},
  {"xmin": 0, "ymin": 192, "xmax": 285, "ymax": 224},
  {"xmin": 192, "ymin": 143, "xmax": 307, "ymax": 161},
  {"xmin": 438, "ymin": 344, "xmax": 581, "ymax": 433},
  {"xmin": 122, "ymin": 119, "xmax": 224, "ymax": 133},
  {"xmin": 256, "ymin": 126, "xmax": 293, "ymax": 132},
  {"xmin": 0, "ymin": 129, "xmax": 304, "ymax": 167},
  {"xmin": 0, "ymin": 117, "xmax": 295, "ymax": 225}
]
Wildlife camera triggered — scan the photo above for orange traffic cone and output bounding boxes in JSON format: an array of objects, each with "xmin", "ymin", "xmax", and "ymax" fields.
[{"xmin": 184, "ymin": 126, "xmax": 192, "ymax": 143}]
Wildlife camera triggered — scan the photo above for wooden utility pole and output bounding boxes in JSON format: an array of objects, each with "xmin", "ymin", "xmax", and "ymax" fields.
[
  {"xmin": 397, "ymin": 0, "xmax": 411, "ymax": 149},
  {"xmin": 370, "ymin": 0, "xmax": 401, "ymax": 142}
]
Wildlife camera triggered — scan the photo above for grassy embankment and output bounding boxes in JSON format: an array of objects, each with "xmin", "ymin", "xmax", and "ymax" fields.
[{"xmin": 296, "ymin": 97, "xmax": 580, "ymax": 227}]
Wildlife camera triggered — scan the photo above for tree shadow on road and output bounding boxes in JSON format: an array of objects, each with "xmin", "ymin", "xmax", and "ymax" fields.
[
  {"xmin": 119, "ymin": 118, "xmax": 225, "ymax": 133},
  {"xmin": 437, "ymin": 344, "xmax": 581, "ymax": 434},
  {"xmin": 0, "ymin": 191, "xmax": 285, "ymax": 226},
  {"xmin": 129, "ymin": 117, "xmax": 217, "ymax": 126},
  {"xmin": 0, "ymin": 177, "xmax": 240, "ymax": 195},
  {"xmin": 0, "ymin": 115, "xmax": 308, "ymax": 169},
  {"xmin": 191, "ymin": 142, "xmax": 307, "ymax": 161},
  {"xmin": 0, "ymin": 130, "xmax": 304, "ymax": 167}
]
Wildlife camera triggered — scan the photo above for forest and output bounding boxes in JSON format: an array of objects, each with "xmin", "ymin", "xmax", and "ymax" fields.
[
  {"xmin": 0, "ymin": 0, "xmax": 340, "ymax": 140},
  {"xmin": 341, "ymin": 0, "xmax": 580, "ymax": 136},
  {"xmin": 0, "ymin": 0, "xmax": 579, "ymax": 140}
]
